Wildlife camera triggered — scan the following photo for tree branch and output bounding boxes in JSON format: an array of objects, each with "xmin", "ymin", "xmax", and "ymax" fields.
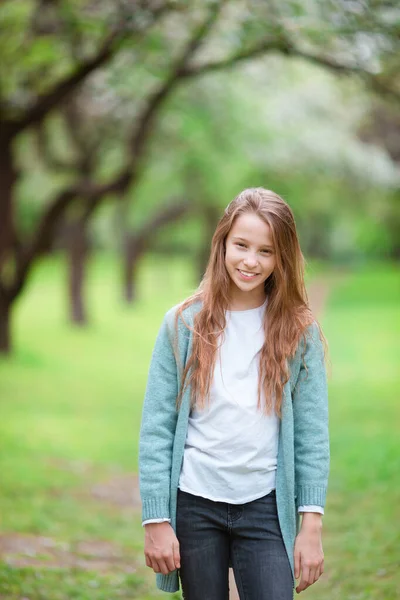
[
  {"xmin": 63, "ymin": 100, "xmax": 99, "ymax": 173},
  {"xmin": 129, "ymin": 0, "xmax": 225, "ymax": 159},
  {"xmin": 11, "ymin": 184, "xmax": 80, "ymax": 298},
  {"xmin": 180, "ymin": 38, "xmax": 284, "ymax": 79},
  {"xmin": 11, "ymin": 3, "xmax": 224, "ymax": 294},
  {"xmin": 181, "ymin": 37, "xmax": 400, "ymax": 103},
  {"xmin": 52, "ymin": 2, "xmax": 227, "ymax": 223},
  {"xmin": 289, "ymin": 45, "xmax": 400, "ymax": 104},
  {"xmin": 10, "ymin": 1, "xmax": 184, "ymax": 134},
  {"xmin": 35, "ymin": 121, "xmax": 79, "ymax": 173},
  {"xmin": 127, "ymin": 197, "xmax": 192, "ymax": 253},
  {"xmin": 12, "ymin": 28, "xmax": 125, "ymax": 134}
]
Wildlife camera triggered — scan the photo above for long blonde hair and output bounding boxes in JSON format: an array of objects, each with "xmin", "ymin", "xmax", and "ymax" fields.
[{"xmin": 175, "ymin": 187, "xmax": 326, "ymax": 418}]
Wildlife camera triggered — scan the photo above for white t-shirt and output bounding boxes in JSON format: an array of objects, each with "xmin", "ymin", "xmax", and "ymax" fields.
[
  {"xmin": 142, "ymin": 298, "xmax": 324, "ymax": 524},
  {"xmin": 178, "ymin": 298, "xmax": 280, "ymax": 504}
]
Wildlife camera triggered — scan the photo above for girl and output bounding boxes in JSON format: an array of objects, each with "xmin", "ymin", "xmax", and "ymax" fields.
[{"xmin": 139, "ymin": 188, "xmax": 330, "ymax": 599}]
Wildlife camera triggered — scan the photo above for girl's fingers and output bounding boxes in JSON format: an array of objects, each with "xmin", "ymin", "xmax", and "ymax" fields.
[
  {"xmin": 313, "ymin": 565, "xmax": 321, "ymax": 583},
  {"xmin": 307, "ymin": 567, "xmax": 317, "ymax": 587},
  {"xmin": 146, "ymin": 551, "xmax": 179, "ymax": 574},
  {"xmin": 157, "ymin": 558, "xmax": 171, "ymax": 575},
  {"xmin": 294, "ymin": 550, "xmax": 301, "ymax": 579},
  {"xmin": 150, "ymin": 558, "xmax": 161, "ymax": 573},
  {"xmin": 173, "ymin": 541, "xmax": 181, "ymax": 569},
  {"xmin": 164, "ymin": 552, "xmax": 176, "ymax": 573},
  {"xmin": 149, "ymin": 557, "xmax": 170, "ymax": 575},
  {"xmin": 315, "ymin": 561, "xmax": 324, "ymax": 582},
  {"xmin": 296, "ymin": 564, "xmax": 310, "ymax": 593}
]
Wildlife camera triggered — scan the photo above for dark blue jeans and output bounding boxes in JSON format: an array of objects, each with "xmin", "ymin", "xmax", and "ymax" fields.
[{"xmin": 176, "ymin": 488, "xmax": 293, "ymax": 600}]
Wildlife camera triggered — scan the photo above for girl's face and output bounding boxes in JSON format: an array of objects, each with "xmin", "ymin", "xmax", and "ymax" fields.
[{"xmin": 224, "ymin": 212, "xmax": 276, "ymax": 306}]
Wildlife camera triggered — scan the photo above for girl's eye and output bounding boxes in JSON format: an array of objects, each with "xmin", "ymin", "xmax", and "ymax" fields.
[{"xmin": 235, "ymin": 243, "xmax": 271, "ymax": 254}]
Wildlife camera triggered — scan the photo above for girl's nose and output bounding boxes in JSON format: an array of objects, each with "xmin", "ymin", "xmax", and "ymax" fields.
[{"xmin": 243, "ymin": 255, "xmax": 258, "ymax": 268}]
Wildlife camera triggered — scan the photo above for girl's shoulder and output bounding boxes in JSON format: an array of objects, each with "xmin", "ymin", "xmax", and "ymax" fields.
[
  {"xmin": 302, "ymin": 320, "xmax": 322, "ymax": 345},
  {"xmin": 289, "ymin": 319, "xmax": 324, "ymax": 363},
  {"xmin": 164, "ymin": 299, "xmax": 203, "ymax": 334},
  {"xmin": 295, "ymin": 319, "xmax": 326, "ymax": 367}
]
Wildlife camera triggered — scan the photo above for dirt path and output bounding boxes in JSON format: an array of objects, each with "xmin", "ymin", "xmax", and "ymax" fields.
[
  {"xmin": 0, "ymin": 533, "xmax": 136, "ymax": 572},
  {"xmin": 307, "ymin": 276, "xmax": 334, "ymax": 321},
  {"xmin": 0, "ymin": 472, "xmax": 141, "ymax": 572}
]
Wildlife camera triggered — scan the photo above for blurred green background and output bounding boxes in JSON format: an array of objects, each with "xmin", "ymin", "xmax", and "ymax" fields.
[{"xmin": 0, "ymin": 1, "xmax": 399, "ymax": 599}]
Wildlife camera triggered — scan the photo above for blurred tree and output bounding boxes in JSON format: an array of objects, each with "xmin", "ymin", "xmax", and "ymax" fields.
[
  {"xmin": 122, "ymin": 198, "xmax": 192, "ymax": 303},
  {"xmin": 33, "ymin": 98, "xmax": 99, "ymax": 323},
  {"xmin": 0, "ymin": 0, "xmax": 399, "ymax": 352},
  {"xmin": 0, "ymin": 0, "xmax": 174, "ymax": 348},
  {"xmin": 358, "ymin": 101, "xmax": 400, "ymax": 259}
]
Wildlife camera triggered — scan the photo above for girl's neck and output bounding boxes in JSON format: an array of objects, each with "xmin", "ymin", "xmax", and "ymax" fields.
[{"xmin": 227, "ymin": 292, "xmax": 267, "ymax": 312}]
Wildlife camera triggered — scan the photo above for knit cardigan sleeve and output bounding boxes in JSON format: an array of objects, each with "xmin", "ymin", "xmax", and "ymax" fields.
[
  {"xmin": 293, "ymin": 321, "xmax": 330, "ymax": 508},
  {"xmin": 139, "ymin": 312, "xmax": 179, "ymax": 522}
]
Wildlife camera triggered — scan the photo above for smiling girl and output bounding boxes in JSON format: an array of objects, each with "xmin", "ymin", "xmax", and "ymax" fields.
[{"xmin": 139, "ymin": 188, "xmax": 330, "ymax": 599}]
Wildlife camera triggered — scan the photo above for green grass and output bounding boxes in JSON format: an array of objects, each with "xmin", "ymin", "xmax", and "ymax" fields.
[
  {"xmin": 0, "ymin": 256, "xmax": 399, "ymax": 599},
  {"xmin": 0, "ymin": 566, "xmax": 147, "ymax": 600},
  {"xmin": 305, "ymin": 262, "xmax": 400, "ymax": 600},
  {"xmin": 0, "ymin": 253, "xmax": 194, "ymax": 599}
]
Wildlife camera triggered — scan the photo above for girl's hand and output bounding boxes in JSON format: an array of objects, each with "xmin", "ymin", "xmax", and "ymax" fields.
[
  {"xmin": 144, "ymin": 522, "xmax": 181, "ymax": 575},
  {"xmin": 294, "ymin": 514, "xmax": 324, "ymax": 594}
]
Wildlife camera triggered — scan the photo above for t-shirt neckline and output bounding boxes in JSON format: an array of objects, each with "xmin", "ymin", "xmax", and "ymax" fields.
[{"xmin": 226, "ymin": 297, "xmax": 268, "ymax": 314}]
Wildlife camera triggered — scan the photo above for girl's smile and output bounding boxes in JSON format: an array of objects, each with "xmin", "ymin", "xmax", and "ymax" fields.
[{"xmin": 237, "ymin": 269, "xmax": 260, "ymax": 280}]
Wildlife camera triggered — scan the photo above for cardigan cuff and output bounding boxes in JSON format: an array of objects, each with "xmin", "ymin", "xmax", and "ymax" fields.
[
  {"xmin": 156, "ymin": 572, "xmax": 180, "ymax": 593},
  {"xmin": 141, "ymin": 496, "xmax": 170, "ymax": 522},
  {"xmin": 296, "ymin": 485, "xmax": 327, "ymax": 507}
]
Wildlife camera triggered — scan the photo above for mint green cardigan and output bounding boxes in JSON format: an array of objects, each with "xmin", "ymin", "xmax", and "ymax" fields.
[{"xmin": 139, "ymin": 302, "xmax": 330, "ymax": 593}]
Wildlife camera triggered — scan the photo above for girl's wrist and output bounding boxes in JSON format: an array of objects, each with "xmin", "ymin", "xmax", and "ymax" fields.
[{"xmin": 300, "ymin": 512, "xmax": 323, "ymax": 532}]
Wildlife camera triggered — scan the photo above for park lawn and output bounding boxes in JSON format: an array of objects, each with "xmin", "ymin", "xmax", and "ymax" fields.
[
  {"xmin": 305, "ymin": 264, "xmax": 400, "ymax": 600},
  {"xmin": 0, "ymin": 256, "xmax": 399, "ymax": 599},
  {"xmin": 0, "ymin": 254, "xmax": 192, "ymax": 600}
]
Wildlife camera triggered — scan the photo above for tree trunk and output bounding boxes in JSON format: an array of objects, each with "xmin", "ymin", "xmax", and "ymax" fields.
[
  {"xmin": 304, "ymin": 215, "xmax": 330, "ymax": 260},
  {"xmin": 0, "ymin": 131, "xmax": 17, "ymax": 271},
  {"xmin": 123, "ymin": 257, "xmax": 140, "ymax": 304},
  {"xmin": 123, "ymin": 240, "xmax": 143, "ymax": 304},
  {"xmin": 67, "ymin": 219, "xmax": 88, "ymax": 325},
  {"xmin": 0, "ymin": 129, "xmax": 18, "ymax": 354},
  {"xmin": 0, "ymin": 291, "xmax": 11, "ymax": 354}
]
